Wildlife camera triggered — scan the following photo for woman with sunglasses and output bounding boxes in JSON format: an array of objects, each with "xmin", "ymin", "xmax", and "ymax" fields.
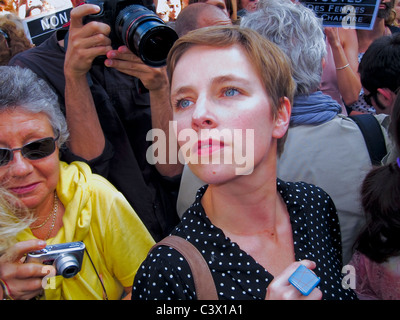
[{"xmin": 0, "ymin": 66, "xmax": 155, "ymax": 300}]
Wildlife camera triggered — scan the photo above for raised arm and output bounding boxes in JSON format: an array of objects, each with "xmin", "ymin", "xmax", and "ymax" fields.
[
  {"xmin": 63, "ymin": 4, "xmax": 112, "ymax": 160},
  {"xmin": 325, "ymin": 27, "xmax": 361, "ymax": 106}
]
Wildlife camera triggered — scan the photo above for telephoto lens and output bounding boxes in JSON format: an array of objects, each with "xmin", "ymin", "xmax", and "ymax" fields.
[{"xmin": 116, "ymin": 5, "xmax": 178, "ymax": 67}]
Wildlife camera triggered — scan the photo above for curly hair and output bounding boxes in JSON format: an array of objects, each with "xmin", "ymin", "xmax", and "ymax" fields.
[{"xmin": 0, "ymin": 13, "xmax": 33, "ymax": 66}]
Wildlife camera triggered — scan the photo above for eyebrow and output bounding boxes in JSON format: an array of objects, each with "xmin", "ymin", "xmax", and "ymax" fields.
[
  {"xmin": 172, "ymin": 74, "xmax": 253, "ymax": 97},
  {"xmin": 211, "ymin": 75, "xmax": 252, "ymax": 87},
  {"xmin": 171, "ymin": 86, "xmax": 195, "ymax": 99}
]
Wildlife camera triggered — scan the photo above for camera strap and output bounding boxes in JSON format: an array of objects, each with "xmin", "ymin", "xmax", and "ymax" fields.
[{"xmin": 84, "ymin": 246, "xmax": 108, "ymax": 300}]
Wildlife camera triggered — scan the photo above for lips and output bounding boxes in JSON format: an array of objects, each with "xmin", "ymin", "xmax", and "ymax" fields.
[
  {"xmin": 379, "ymin": 2, "xmax": 388, "ymax": 9},
  {"xmin": 9, "ymin": 182, "xmax": 39, "ymax": 195},
  {"xmin": 196, "ymin": 138, "xmax": 225, "ymax": 156}
]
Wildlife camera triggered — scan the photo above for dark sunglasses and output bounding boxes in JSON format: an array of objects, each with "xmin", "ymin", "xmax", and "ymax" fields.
[{"xmin": 0, "ymin": 133, "xmax": 60, "ymax": 167}]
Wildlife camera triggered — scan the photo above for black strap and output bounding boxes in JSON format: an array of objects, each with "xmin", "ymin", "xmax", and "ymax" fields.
[
  {"xmin": 151, "ymin": 235, "xmax": 218, "ymax": 300},
  {"xmin": 349, "ymin": 114, "xmax": 387, "ymax": 166}
]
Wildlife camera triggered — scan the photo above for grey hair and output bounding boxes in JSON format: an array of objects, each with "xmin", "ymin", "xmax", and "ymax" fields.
[
  {"xmin": 241, "ymin": 0, "xmax": 326, "ymax": 95},
  {"xmin": 0, "ymin": 66, "xmax": 69, "ymax": 147}
]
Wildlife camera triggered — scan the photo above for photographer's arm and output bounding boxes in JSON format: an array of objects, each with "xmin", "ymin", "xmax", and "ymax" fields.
[
  {"xmin": 105, "ymin": 47, "xmax": 183, "ymax": 177},
  {"xmin": 63, "ymin": 4, "xmax": 112, "ymax": 160}
]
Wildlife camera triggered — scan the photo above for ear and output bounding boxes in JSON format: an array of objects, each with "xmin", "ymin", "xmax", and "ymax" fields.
[
  {"xmin": 272, "ymin": 97, "xmax": 291, "ymax": 139},
  {"xmin": 377, "ymin": 88, "xmax": 395, "ymax": 108}
]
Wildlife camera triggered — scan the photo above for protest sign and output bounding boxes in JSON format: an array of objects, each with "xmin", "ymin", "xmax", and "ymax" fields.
[
  {"xmin": 299, "ymin": 0, "xmax": 380, "ymax": 29},
  {"xmin": 0, "ymin": 0, "xmax": 73, "ymax": 45},
  {"xmin": 22, "ymin": 6, "xmax": 72, "ymax": 45}
]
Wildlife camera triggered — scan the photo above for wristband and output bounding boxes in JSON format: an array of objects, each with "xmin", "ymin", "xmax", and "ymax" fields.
[
  {"xmin": 336, "ymin": 63, "xmax": 350, "ymax": 70},
  {"xmin": 0, "ymin": 278, "xmax": 14, "ymax": 300}
]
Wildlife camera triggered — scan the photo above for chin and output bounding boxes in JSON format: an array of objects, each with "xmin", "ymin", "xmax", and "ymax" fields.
[{"xmin": 190, "ymin": 164, "xmax": 245, "ymax": 185}]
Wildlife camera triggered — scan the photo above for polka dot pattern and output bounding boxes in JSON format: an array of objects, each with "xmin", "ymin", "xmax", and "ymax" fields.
[
  {"xmin": 132, "ymin": 179, "xmax": 357, "ymax": 300},
  {"xmin": 350, "ymin": 93, "xmax": 377, "ymax": 114}
]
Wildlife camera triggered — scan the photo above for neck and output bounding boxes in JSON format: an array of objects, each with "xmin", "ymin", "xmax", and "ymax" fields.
[
  {"xmin": 202, "ymin": 156, "xmax": 281, "ymax": 236},
  {"xmin": 30, "ymin": 191, "xmax": 64, "ymax": 240}
]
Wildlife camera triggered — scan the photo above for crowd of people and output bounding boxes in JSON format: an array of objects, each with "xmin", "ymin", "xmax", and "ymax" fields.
[{"xmin": 0, "ymin": 0, "xmax": 399, "ymax": 301}]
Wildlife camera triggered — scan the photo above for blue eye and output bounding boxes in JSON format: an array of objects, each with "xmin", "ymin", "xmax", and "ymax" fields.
[
  {"xmin": 177, "ymin": 99, "xmax": 193, "ymax": 109},
  {"xmin": 224, "ymin": 88, "xmax": 240, "ymax": 97}
]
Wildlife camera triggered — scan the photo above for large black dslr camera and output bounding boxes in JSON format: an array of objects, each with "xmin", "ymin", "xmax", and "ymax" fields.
[{"xmin": 84, "ymin": 0, "xmax": 178, "ymax": 67}]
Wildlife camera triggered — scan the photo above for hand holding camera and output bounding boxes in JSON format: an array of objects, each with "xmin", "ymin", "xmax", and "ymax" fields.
[
  {"xmin": 65, "ymin": 1, "xmax": 178, "ymax": 91},
  {"xmin": 83, "ymin": 0, "xmax": 178, "ymax": 67},
  {"xmin": 25, "ymin": 241, "xmax": 85, "ymax": 279},
  {"xmin": 65, "ymin": 3, "xmax": 113, "ymax": 78},
  {"xmin": 0, "ymin": 239, "xmax": 49, "ymax": 300}
]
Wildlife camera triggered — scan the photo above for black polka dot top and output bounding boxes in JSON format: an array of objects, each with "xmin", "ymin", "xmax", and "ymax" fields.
[{"xmin": 132, "ymin": 179, "xmax": 357, "ymax": 300}]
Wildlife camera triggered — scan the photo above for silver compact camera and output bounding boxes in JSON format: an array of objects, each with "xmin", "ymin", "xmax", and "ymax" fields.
[{"xmin": 26, "ymin": 241, "xmax": 85, "ymax": 278}]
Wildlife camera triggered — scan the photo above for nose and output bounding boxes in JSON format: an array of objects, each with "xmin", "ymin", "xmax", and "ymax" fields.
[
  {"xmin": 191, "ymin": 97, "xmax": 218, "ymax": 131},
  {"xmin": 7, "ymin": 150, "xmax": 33, "ymax": 177}
]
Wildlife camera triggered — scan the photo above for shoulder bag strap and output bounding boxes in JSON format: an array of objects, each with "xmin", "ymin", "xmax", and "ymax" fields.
[
  {"xmin": 152, "ymin": 235, "xmax": 218, "ymax": 300},
  {"xmin": 349, "ymin": 114, "xmax": 387, "ymax": 166}
]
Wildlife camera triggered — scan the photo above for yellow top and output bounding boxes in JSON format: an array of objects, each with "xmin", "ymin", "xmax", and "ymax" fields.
[{"xmin": 17, "ymin": 161, "xmax": 155, "ymax": 300}]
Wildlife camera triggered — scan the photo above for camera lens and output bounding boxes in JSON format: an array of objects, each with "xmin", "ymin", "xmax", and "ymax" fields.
[
  {"xmin": 55, "ymin": 254, "xmax": 81, "ymax": 278},
  {"xmin": 115, "ymin": 5, "xmax": 178, "ymax": 67}
]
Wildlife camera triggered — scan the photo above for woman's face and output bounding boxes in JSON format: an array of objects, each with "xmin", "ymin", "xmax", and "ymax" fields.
[
  {"xmin": 171, "ymin": 44, "xmax": 289, "ymax": 184},
  {"xmin": 0, "ymin": 108, "xmax": 59, "ymax": 210}
]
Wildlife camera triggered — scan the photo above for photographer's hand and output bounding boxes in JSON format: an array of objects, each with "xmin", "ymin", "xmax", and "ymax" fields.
[
  {"xmin": 0, "ymin": 240, "xmax": 54, "ymax": 300},
  {"xmin": 105, "ymin": 46, "xmax": 168, "ymax": 91},
  {"xmin": 65, "ymin": 3, "xmax": 112, "ymax": 77},
  {"xmin": 265, "ymin": 260, "xmax": 322, "ymax": 300}
]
